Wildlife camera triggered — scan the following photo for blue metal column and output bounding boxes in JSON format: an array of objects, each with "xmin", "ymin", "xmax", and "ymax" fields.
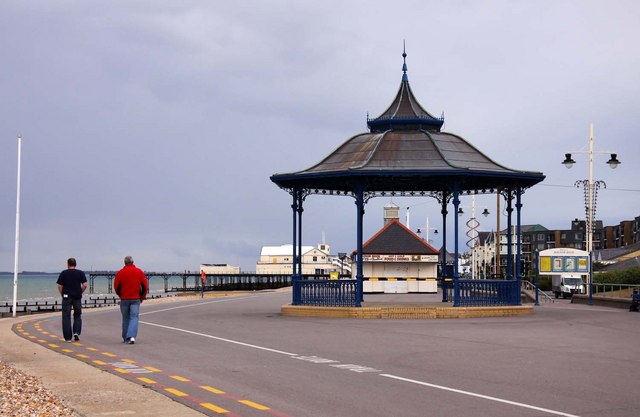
[
  {"xmin": 441, "ymin": 193, "xmax": 449, "ymax": 302},
  {"xmin": 297, "ymin": 191, "xmax": 304, "ymax": 281},
  {"xmin": 588, "ymin": 252, "xmax": 593, "ymax": 306},
  {"xmin": 452, "ymin": 189, "xmax": 460, "ymax": 307},
  {"xmin": 534, "ymin": 249, "xmax": 540, "ymax": 306},
  {"xmin": 355, "ymin": 186, "xmax": 364, "ymax": 307},
  {"xmin": 506, "ymin": 190, "xmax": 514, "ymax": 280},
  {"xmin": 515, "ymin": 189, "xmax": 523, "ymax": 305},
  {"xmin": 291, "ymin": 188, "xmax": 299, "ymax": 305}
]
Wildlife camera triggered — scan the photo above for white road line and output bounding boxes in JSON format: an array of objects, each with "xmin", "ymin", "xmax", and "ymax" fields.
[
  {"xmin": 139, "ymin": 321, "xmax": 297, "ymax": 356},
  {"xmin": 140, "ymin": 294, "xmax": 271, "ymax": 315},
  {"xmin": 380, "ymin": 374, "xmax": 581, "ymax": 417}
]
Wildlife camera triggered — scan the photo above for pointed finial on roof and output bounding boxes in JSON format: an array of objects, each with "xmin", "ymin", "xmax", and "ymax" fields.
[{"xmin": 402, "ymin": 40, "xmax": 408, "ymax": 82}]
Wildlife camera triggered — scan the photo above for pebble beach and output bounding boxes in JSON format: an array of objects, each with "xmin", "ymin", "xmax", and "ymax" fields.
[{"xmin": 0, "ymin": 361, "xmax": 80, "ymax": 417}]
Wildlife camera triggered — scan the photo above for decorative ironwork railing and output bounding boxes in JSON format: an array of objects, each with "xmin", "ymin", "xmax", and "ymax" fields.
[
  {"xmin": 294, "ymin": 279, "xmax": 357, "ymax": 307},
  {"xmin": 455, "ymin": 279, "xmax": 520, "ymax": 306}
]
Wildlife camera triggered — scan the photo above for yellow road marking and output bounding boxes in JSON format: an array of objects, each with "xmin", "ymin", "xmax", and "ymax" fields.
[
  {"xmin": 144, "ymin": 366, "xmax": 162, "ymax": 372},
  {"xmin": 121, "ymin": 359, "xmax": 136, "ymax": 364},
  {"xmin": 239, "ymin": 400, "xmax": 270, "ymax": 410},
  {"xmin": 171, "ymin": 375, "xmax": 190, "ymax": 382},
  {"xmin": 165, "ymin": 388, "xmax": 188, "ymax": 397},
  {"xmin": 28, "ymin": 335, "xmax": 36, "ymax": 339},
  {"xmin": 201, "ymin": 385, "xmax": 225, "ymax": 394},
  {"xmin": 101, "ymin": 352, "xmax": 117, "ymax": 357},
  {"xmin": 37, "ymin": 339, "xmax": 46, "ymax": 343},
  {"xmin": 76, "ymin": 354, "xmax": 89, "ymax": 359},
  {"xmin": 48, "ymin": 344, "xmax": 59, "ymax": 348},
  {"xmin": 138, "ymin": 377, "xmax": 156, "ymax": 384},
  {"xmin": 201, "ymin": 402, "xmax": 229, "ymax": 413},
  {"xmin": 115, "ymin": 368, "xmax": 129, "ymax": 374},
  {"xmin": 62, "ymin": 349, "xmax": 73, "ymax": 353},
  {"xmin": 41, "ymin": 331, "xmax": 49, "ymax": 335},
  {"xmin": 93, "ymin": 360, "xmax": 107, "ymax": 365},
  {"xmin": 86, "ymin": 347, "xmax": 98, "ymax": 351}
]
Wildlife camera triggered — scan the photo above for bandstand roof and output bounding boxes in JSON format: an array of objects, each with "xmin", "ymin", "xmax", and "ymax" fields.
[{"xmin": 271, "ymin": 52, "xmax": 544, "ymax": 194}]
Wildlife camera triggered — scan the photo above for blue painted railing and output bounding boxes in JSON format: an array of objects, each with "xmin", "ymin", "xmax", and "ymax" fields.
[
  {"xmin": 294, "ymin": 278, "xmax": 357, "ymax": 307},
  {"xmin": 454, "ymin": 279, "xmax": 520, "ymax": 306}
]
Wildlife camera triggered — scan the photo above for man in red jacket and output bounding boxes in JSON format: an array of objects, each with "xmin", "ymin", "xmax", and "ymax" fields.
[{"xmin": 114, "ymin": 256, "xmax": 148, "ymax": 344}]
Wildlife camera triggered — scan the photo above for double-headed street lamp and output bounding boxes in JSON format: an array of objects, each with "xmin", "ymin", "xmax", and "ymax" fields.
[
  {"xmin": 562, "ymin": 123, "xmax": 620, "ymax": 253},
  {"xmin": 562, "ymin": 123, "xmax": 620, "ymax": 303}
]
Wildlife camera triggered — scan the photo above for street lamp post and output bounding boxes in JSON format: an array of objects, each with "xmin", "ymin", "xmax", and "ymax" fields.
[
  {"xmin": 12, "ymin": 132, "xmax": 23, "ymax": 318},
  {"xmin": 562, "ymin": 123, "xmax": 620, "ymax": 302}
]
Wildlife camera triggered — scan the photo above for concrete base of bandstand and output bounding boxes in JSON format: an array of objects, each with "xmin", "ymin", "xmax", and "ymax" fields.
[{"xmin": 281, "ymin": 302, "xmax": 533, "ymax": 319}]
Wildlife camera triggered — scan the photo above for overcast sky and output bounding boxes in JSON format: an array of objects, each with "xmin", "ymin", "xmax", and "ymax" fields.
[{"xmin": 1, "ymin": 1, "xmax": 639, "ymax": 273}]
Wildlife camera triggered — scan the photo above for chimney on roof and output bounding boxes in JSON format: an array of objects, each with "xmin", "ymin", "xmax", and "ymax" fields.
[{"xmin": 383, "ymin": 202, "xmax": 400, "ymax": 226}]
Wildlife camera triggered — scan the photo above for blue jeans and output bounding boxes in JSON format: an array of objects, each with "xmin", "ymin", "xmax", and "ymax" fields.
[
  {"xmin": 61, "ymin": 297, "xmax": 82, "ymax": 341},
  {"xmin": 120, "ymin": 299, "xmax": 141, "ymax": 341}
]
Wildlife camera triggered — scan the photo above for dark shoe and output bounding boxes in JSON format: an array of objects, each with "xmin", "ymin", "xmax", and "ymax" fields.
[
  {"xmin": 73, "ymin": 334, "xmax": 80, "ymax": 341},
  {"xmin": 127, "ymin": 337, "xmax": 135, "ymax": 345}
]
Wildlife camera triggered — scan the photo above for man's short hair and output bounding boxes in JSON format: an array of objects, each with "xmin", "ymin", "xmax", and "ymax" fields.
[
  {"xmin": 67, "ymin": 258, "xmax": 77, "ymax": 267},
  {"xmin": 124, "ymin": 256, "xmax": 134, "ymax": 265}
]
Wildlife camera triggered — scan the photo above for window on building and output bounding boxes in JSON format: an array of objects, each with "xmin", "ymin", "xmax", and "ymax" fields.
[
  {"xmin": 313, "ymin": 256, "xmax": 318, "ymax": 262},
  {"xmin": 561, "ymin": 233, "xmax": 566, "ymax": 239},
  {"xmin": 537, "ymin": 233, "xmax": 545, "ymax": 240}
]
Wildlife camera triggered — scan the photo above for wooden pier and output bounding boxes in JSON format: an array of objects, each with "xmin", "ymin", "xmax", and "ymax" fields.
[{"xmin": 87, "ymin": 272, "xmax": 292, "ymax": 294}]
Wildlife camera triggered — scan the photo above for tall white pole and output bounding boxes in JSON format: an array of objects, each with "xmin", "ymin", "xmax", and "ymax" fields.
[
  {"xmin": 587, "ymin": 123, "xmax": 594, "ymax": 301},
  {"xmin": 406, "ymin": 207, "xmax": 410, "ymax": 230},
  {"xmin": 426, "ymin": 216, "xmax": 429, "ymax": 242},
  {"xmin": 12, "ymin": 132, "xmax": 23, "ymax": 318}
]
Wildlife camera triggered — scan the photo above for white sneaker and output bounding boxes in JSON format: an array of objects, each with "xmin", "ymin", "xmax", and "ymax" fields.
[{"xmin": 128, "ymin": 337, "xmax": 135, "ymax": 344}]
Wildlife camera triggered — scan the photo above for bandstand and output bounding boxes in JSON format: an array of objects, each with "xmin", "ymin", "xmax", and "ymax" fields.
[{"xmin": 271, "ymin": 51, "xmax": 545, "ymax": 308}]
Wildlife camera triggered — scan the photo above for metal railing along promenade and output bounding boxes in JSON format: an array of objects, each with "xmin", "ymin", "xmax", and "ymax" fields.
[{"xmin": 591, "ymin": 283, "xmax": 640, "ymax": 298}]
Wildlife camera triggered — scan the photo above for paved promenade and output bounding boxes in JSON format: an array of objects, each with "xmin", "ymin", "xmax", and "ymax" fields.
[{"xmin": 1, "ymin": 290, "xmax": 639, "ymax": 417}]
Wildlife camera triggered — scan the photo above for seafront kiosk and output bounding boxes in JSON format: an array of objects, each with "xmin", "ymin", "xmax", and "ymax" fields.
[
  {"xmin": 271, "ymin": 50, "xmax": 545, "ymax": 309},
  {"xmin": 356, "ymin": 218, "xmax": 439, "ymax": 294}
]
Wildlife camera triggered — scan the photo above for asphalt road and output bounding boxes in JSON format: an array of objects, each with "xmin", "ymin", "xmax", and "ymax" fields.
[{"xmin": 23, "ymin": 292, "xmax": 640, "ymax": 417}]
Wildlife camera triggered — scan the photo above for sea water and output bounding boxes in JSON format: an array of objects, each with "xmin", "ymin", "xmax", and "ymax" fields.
[{"xmin": 0, "ymin": 273, "xmax": 184, "ymax": 303}]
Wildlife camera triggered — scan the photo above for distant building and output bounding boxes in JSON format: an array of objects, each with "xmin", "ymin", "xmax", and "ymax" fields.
[
  {"xmin": 200, "ymin": 264, "xmax": 241, "ymax": 274},
  {"xmin": 256, "ymin": 243, "xmax": 340, "ymax": 275}
]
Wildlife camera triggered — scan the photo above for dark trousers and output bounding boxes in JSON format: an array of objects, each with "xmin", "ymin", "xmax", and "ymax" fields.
[{"xmin": 61, "ymin": 297, "xmax": 82, "ymax": 341}]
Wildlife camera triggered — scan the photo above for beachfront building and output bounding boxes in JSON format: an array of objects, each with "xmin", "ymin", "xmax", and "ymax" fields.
[
  {"xmin": 200, "ymin": 264, "xmax": 241, "ymax": 274},
  {"xmin": 353, "ymin": 219, "xmax": 439, "ymax": 293},
  {"xmin": 256, "ymin": 243, "xmax": 341, "ymax": 275}
]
